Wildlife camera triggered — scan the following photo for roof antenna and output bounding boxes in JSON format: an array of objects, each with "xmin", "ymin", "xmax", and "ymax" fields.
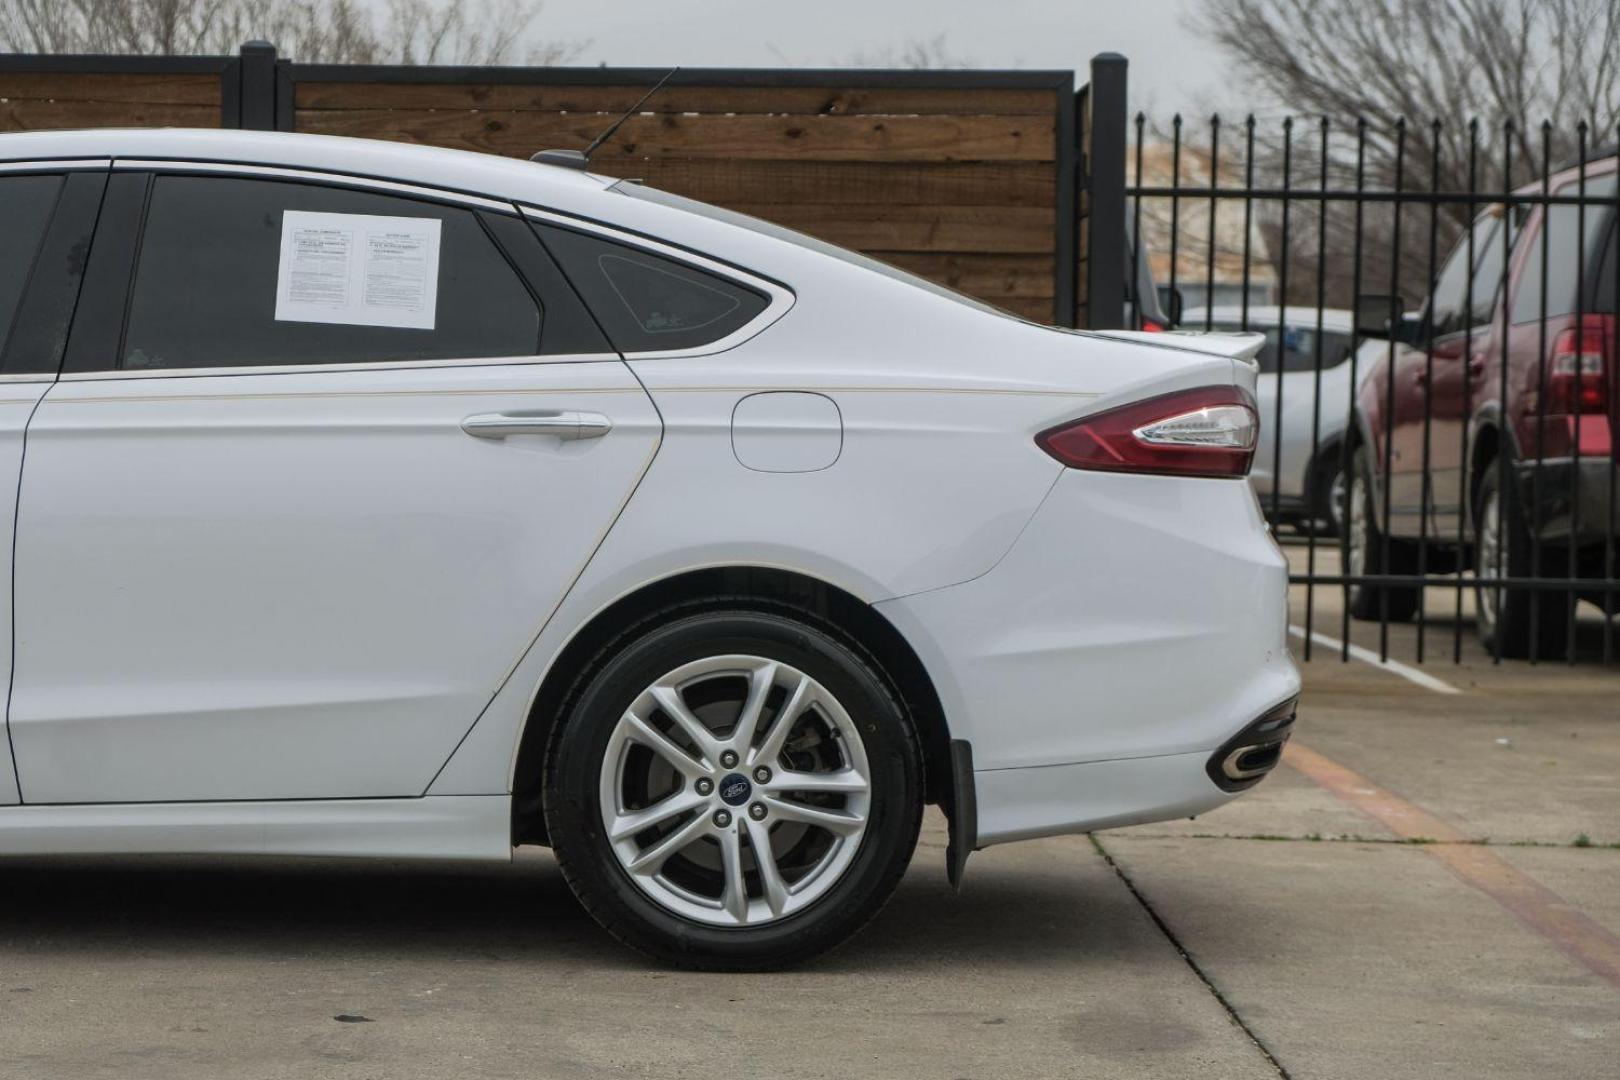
[{"xmin": 532, "ymin": 67, "xmax": 680, "ymax": 171}]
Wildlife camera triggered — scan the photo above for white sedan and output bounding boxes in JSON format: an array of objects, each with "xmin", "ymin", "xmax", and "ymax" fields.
[{"xmin": 0, "ymin": 129, "xmax": 1298, "ymax": 969}]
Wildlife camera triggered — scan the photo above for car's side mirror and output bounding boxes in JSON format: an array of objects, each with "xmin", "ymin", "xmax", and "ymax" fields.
[
  {"xmin": 1393, "ymin": 313, "xmax": 1427, "ymax": 348},
  {"xmin": 1355, "ymin": 294, "xmax": 1404, "ymax": 338}
]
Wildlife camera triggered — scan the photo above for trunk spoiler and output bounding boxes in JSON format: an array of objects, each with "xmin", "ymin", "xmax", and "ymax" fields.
[{"xmin": 1092, "ymin": 330, "xmax": 1267, "ymax": 366}]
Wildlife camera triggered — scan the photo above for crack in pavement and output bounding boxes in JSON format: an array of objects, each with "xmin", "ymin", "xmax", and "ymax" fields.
[{"xmin": 1089, "ymin": 833, "xmax": 1293, "ymax": 1080}]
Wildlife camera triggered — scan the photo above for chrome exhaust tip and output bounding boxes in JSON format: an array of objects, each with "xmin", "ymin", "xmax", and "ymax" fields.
[{"xmin": 1206, "ymin": 698, "xmax": 1296, "ymax": 792}]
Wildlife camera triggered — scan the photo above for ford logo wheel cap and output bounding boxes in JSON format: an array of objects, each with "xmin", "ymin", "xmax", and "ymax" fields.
[{"xmin": 717, "ymin": 772, "xmax": 752, "ymax": 806}]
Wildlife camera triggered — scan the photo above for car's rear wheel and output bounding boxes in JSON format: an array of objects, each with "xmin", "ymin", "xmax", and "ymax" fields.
[
  {"xmin": 545, "ymin": 608, "xmax": 922, "ymax": 970},
  {"xmin": 1347, "ymin": 446, "xmax": 1421, "ymax": 622},
  {"xmin": 1311, "ymin": 449, "xmax": 1349, "ymax": 537},
  {"xmin": 1474, "ymin": 463, "xmax": 1571, "ymax": 659}
]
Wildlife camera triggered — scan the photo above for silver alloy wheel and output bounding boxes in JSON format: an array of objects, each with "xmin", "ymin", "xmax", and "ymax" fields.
[
  {"xmin": 598, "ymin": 654, "xmax": 872, "ymax": 928},
  {"xmin": 1347, "ymin": 470, "xmax": 1367, "ymax": 579},
  {"xmin": 1476, "ymin": 487, "xmax": 1503, "ymax": 635},
  {"xmin": 1327, "ymin": 466, "xmax": 1349, "ymax": 536}
]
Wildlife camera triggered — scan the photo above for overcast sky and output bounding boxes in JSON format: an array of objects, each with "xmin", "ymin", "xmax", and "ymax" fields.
[{"xmin": 532, "ymin": 0, "xmax": 1224, "ymax": 115}]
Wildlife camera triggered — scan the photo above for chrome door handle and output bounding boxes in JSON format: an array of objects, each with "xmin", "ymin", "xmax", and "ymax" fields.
[{"xmin": 461, "ymin": 411, "xmax": 612, "ymax": 440}]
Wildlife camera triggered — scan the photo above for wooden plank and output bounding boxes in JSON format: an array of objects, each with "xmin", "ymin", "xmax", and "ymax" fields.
[
  {"xmin": 865, "ymin": 252, "xmax": 1055, "ymax": 298},
  {"xmin": 295, "ymin": 81, "xmax": 1059, "ymax": 116},
  {"xmin": 716, "ymin": 204, "xmax": 1054, "ymax": 254},
  {"xmin": 0, "ymin": 100, "xmax": 218, "ymax": 132},
  {"xmin": 0, "ymin": 72, "xmax": 220, "ymax": 106},
  {"xmin": 295, "ymin": 109, "xmax": 1053, "ymax": 162},
  {"xmin": 594, "ymin": 159, "xmax": 1054, "ymax": 208}
]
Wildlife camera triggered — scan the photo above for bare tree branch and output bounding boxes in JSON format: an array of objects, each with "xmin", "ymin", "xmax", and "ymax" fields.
[{"xmin": 0, "ymin": 0, "xmax": 583, "ymax": 64}]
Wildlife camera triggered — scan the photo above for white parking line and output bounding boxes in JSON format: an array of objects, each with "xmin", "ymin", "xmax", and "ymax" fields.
[{"xmin": 1289, "ymin": 625, "xmax": 1462, "ymax": 695}]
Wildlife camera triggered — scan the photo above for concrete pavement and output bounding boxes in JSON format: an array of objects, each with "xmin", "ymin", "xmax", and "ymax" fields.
[{"xmin": 1, "ymin": 559, "xmax": 1617, "ymax": 1078}]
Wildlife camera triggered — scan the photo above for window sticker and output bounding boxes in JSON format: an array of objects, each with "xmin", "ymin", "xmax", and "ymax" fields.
[{"xmin": 274, "ymin": 210, "xmax": 441, "ymax": 330}]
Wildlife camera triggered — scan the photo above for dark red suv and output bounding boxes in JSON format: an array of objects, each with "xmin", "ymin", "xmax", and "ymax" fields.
[{"xmin": 1349, "ymin": 152, "xmax": 1618, "ymax": 656}]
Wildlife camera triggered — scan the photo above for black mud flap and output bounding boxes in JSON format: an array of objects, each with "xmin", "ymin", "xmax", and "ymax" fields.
[{"xmin": 944, "ymin": 739, "xmax": 978, "ymax": 890}]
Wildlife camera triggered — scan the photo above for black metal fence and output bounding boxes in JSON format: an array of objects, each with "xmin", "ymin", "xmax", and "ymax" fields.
[{"xmin": 1081, "ymin": 69, "xmax": 1620, "ymax": 665}]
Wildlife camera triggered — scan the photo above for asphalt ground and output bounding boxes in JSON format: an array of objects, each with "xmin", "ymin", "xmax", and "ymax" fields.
[{"xmin": 0, "ymin": 541, "xmax": 1615, "ymax": 1078}]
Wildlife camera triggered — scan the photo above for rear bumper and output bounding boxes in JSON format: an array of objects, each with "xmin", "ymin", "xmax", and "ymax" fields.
[
  {"xmin": 969, "ymin": 698, "xmax": 1296, "ymax": 846},
  {"xmin": 1512, "ymin": 457, "xmax": 1620, "ymax": 545},
  {"xmin": 877, "ymin": 468, "xmax": 1300, "ymax": 845}
]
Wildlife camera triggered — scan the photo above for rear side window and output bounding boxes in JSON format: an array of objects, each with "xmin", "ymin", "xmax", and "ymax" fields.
[
  {"xmin": 122, "ymin": 176, "xmax": 540, "ymax": 370},
  {"xmin": 0, "ymin": 175, "xmax": 64, "ymax": 357},
  {"xmin": 1510, "ymin": 175, "xmax": 1618, "ymax": 324},
  {"xmin": 535, "ymin": 223, "xmax": 769, "ymax": 353}
]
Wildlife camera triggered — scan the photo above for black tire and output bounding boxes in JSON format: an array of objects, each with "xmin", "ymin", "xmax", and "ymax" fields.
[
  {"xmin": 1346, "ymin": 446, "xmax": 1421, "ymax": 622},
  {"xmin": 544, "ymin": 605, "xmax": 923, "ymax": 970},
  {"xmin": 1311, "ymin": 449, "xmax": 1349, "ymax": 538},
  {"xmin": 1473, "ymin": 462, "xmax": 1571, "ymax": 659}
]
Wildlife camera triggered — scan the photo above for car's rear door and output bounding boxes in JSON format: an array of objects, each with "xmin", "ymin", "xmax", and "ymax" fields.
[
  {"xmin": 0, "ymin": 162, "xmax": 108, "ymax": 806},
  {"xmin": 1388, "ymin": 214, "xmax": 1504, "ymax": 538},
  {"xmin": 1422, "ymin": 215, "xmax": 1508, "ymax": 538},
  {"xmin": 8, "ymin": 165, "xmax": 660, "ymax": 805}
]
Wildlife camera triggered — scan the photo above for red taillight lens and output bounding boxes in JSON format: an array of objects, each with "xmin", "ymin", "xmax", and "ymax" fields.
[
  {"xmin": 1140, "ymin": 320, "xmax": 1166, "ymax": 333},
  {"xmin": 1036, "ymin": 385, "xmax": 1259, "ymax": 478},
  {"xmin": 1546, "ymin": 327, "xmax": 1609, "ymax": 414}
]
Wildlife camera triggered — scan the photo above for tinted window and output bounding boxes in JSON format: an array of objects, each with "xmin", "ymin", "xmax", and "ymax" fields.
[
  {"xmin": 0, "ymin": 175, "xmax": 63, "ymax": 357},
  {"xmin": 1511, "ymin": 176, "xmax": 1618, "ymax": 324},
  {"xmin": 536, "ymin": 223, "xmax": 768, "ymax": 353},
  {"xmin": 1468, "ymin": 218, "xmax": 1511, "ymax": 324},
  {"xmin": 123, "ymin": 176, "xmax": 539, "ymax": 370},
  {"xmin": 1429, "ymin": 216, "xmax": 1504, "ymax": 336},
  {"xmin": 1210, "ymin": 323, "xmax": 1352, "ymax": 374}
]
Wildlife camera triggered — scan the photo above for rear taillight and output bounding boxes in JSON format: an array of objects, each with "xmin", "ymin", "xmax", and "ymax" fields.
[
  {"xmin": 1547, "ymin": 327, "xmax": 1609, "ymax": 414},
  {"xmin": 1037, "ymin": 386, "xmax": 1258, "ymax": 478},
  {"xmin": 1140, "ymin": 319, "xmax": 1166, "ymax": 333}
]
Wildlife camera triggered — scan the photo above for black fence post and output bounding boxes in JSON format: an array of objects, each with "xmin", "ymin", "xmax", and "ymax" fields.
[
  {"xmin": 1082, "ymin": 52, "xmax": 1128, "ymax": 330},
  {"xmin": 238, "ymin": 40, "xmax": 278, "ymax": 131},
  {"xmin": 1054, "ymin": 71, "xmax": 1078, "ymax": 328}
]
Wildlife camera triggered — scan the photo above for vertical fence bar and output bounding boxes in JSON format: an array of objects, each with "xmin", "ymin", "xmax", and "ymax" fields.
[
  {"xmin": 1607, "ymin": 122, "xmax": 1620, "ymax": 664},
  {"xmin": 1204, "ymin": 116, "xmax": 1220, "ymax": 330},
  {"xmin": 1272, "ymin": 118, "xmax": 1293, "ymax": 530},
  {"xmin": 1493, "ymin": 122, "xmax": 1515, "ymax": 665},
  {"xmin": 1240, "ymin": 117, "xmax": 1255, "ymax": 331},
  {"xmin": 1132, "ymin": 114, "xmax": 1146, "ymax": 330},
  {"xmin": 1341, "ymin": 119, "xmax": 1367, "ymax": 662},
  {"xmin": 1168, "ymin": 116, "xmax": 1184, "ymax": 330},
  {"xmin": 1055, "ymin": 72, "xmax": 1079, "ymax": 328},
  {"xmin": 1083, "ymin": 53, "xmax": 1129, "ymax": 330},
  {"xmin": 1303, "ymin": 117, "xmax": 1330, "ymax": 660},
  {"xmin": 1455, "ymin": 120, "xmax": 1480, "ymax": 663},
  {"xmin": 1569, "ymin": 122, "xmax": 1590, "ymax": 663},
  {"xmin": 1379, "ymin": 119, "xmax": 1406, "ymax": 662},
  {"xmin": 1531, "ymin": 123, "xmax": 1553, "ymax": 663},
  {"xmin": 1416, "ymin": 119, "xmax": 1442, "ymax": 663}
]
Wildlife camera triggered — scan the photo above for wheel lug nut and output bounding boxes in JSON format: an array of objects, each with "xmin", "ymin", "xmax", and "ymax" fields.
[
  {"xmin": 695, "ymin": 778, "xmax": 714, "ymax": 796},
  {"xmin": 753, "ymin": 765, "xmax": 771, "ymax": 784},
  {"xmin": 720, "ymin": 750, "xmax": 739, "ymax": 769},
  {"xmin": 748, "ymin": 803, "xmax": 767, "ymax": 821},
  {"xmin": 712, "ymin": 809, "xmax": 732, "ymax": 828}
]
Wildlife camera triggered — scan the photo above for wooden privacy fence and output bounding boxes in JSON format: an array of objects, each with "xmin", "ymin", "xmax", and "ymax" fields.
[{"xmin": 0, "ymin": 44, "xmax": 1141, "ymax": 328}]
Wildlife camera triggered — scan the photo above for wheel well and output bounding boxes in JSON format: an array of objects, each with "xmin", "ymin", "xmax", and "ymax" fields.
[{"xmin": 510, "ymin": 566, "xmax": 952, "ymax": 846}]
